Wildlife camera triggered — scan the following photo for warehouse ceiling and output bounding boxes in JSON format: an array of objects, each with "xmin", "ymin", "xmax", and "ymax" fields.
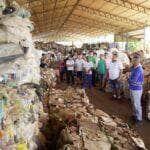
[{"xmin": 7, "ymin": 0, "xmax": 150, "ymax": 41}]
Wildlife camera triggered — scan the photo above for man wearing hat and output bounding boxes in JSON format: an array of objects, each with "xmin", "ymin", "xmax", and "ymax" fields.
[{"xmin": 128, "ymin": 55, "xmax": 144, "ymax": 124}]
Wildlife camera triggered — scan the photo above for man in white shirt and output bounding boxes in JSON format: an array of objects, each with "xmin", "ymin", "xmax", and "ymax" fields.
[
  {"xmin": 75, "ymin": 54, "xmax": 84, "ymax": 85},
  {"xmin": 108, "ymin": 51, "xmax": 123, "ymax": 99},
  {"xmin": 83, "ymin": 57, "xmax": 93, "ymax": 89},
  {"xmin": 66, "ymin": 55, "xmax": 75, "ymax": 85}
]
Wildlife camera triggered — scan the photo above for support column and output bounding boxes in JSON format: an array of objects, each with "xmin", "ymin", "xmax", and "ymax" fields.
[{"xmin": 144, "ymin": 26, "xmax": 150, "ymax": 54}]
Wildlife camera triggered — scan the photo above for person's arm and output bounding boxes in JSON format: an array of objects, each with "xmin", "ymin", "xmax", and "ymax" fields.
[{"xmin": 129, "ymin": 69, "xmax": 143, "ymax": 85}]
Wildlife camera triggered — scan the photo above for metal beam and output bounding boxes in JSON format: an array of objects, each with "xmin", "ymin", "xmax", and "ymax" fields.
[
  {"xmin": 56, "ymin": 0, "xmax": 70, "ymax": 28},
  {"xmin": 34, "ymin": 13, "xmax": 118, "ymax": 31},
  {"xmin": 32, "ymin": 5, "xmax": 74, "ymax": 15},
  {"xmin": 16, "ymin": 0, "xmax": 66, "ymax": 8},
  {"xmin": 50, "ymin": 0, "xmax": 58, "ymax": 29},
  {"xmin": 56, "ymin": 0, "xmax": 81, "ymax": 34},
  {"xmin": 35, "ymin": 17, "xmax": 115, "ymax": 34},
  {"xmin": 70, "ymin": 14, "xmax": 119, "ymax": 31},
  {"xmin": 104, "ymin": 0, "xmax": 150, "ymax": 14},
  {"xmin": 77, "ymin": 4, "xmax": 144, "ymax": 27}
]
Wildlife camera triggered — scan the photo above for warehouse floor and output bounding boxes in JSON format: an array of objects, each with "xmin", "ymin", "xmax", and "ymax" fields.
[{"xmin": 57, "ymin": 83, "xmax": 150, "ymax": 149}]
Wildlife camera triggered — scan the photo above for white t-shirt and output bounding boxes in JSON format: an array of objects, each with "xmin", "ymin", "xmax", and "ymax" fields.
[
  {"xmin": 108, "ymin": 60, "xmax": 123, "ymax": 80},
  {"xmin": 75, "ymin": 59, "xmax": 84, "ymax": 71},
  {"xmin": 83, "ymin": 61, "xmax": 93, "ymax": 74},
  {"xmin": 66, "ymin": 59, "xmax": 74, "ymax": 71}
]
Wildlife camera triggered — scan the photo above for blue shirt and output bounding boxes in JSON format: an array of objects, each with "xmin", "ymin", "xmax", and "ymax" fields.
[{"xmin": 129, "ymin": 65, "xmax": 144, "ymax": 90}]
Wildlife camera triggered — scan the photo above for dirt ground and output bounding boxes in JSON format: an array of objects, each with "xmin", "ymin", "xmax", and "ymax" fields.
[
  {"xmin": 57, "ymin": 83, "xmax": 150, "ymax": 150},
  {"xmin": 86, "ymin": 87, "xmax": 150, "ymax": 150}
]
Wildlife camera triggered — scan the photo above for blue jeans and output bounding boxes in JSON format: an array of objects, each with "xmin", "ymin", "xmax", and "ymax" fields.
[
  {"xmin": 130, "ymin": 90, "xmax": 143, "ymax": 121},
  {"xmin": 83, "ymin": 74, "xmax": 92, "ymax": 89},
  {"xmin": 109, "ymin": 79, "xmax": 120, "ymax": 89}
]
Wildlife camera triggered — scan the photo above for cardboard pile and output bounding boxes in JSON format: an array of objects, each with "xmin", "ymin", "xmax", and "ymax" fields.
[
  {"xmin": 40, "ymin": 68, "xmax": 146, "ymax": 150},
  {"xmin": 43, "ymin": 87, "xmax": 146, "ymax": 150}
]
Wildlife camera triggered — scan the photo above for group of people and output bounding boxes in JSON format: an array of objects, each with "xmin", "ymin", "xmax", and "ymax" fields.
[
  {"xmin": 59, "ymin": 51, "xmax": 123, "ymax": 99},
  {"xmin": 58, "ymin": 50, "xmax": 144, "ymax": 125},
  {"xmin": 41, "ymin": 49, "xmax": 144, "ymax": 125}
]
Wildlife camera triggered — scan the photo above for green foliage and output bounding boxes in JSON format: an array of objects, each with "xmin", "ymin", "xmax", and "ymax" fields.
[{"xmin": 128, "ymin": 41, "xmax": 139, "ymax": 52}]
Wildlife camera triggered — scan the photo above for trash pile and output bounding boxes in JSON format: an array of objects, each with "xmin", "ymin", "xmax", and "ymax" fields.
[
  {"xmin": 0, "ymin": 84, "xmax": 48, "ymax": 149},
  {"xmin": 34, "ymin": 41, "xmax": 72, "ymax": 51},
  {"xmin": 0, "ymin": 1, "xmax": 41, "ymax": 85},
  {"xmin": 147, "ymin": 91, "xmax": 150, "ymax": 120},
  {"xmin": 0, "ymin": 2, "xmax": 46, "ymax": 149},
  {"xmin": 40, "ymin": 68, "xmax": 146, "ymax": 150}
]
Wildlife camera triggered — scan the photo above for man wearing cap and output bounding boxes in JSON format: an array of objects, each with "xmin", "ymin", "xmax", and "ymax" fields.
[
  {"xmin": 128, "ymin": 55, "xmax": 144, "ymax": 124},
  {"xmin": 108, "ymin": 51, "xmax": 123, "ymax": 99}
]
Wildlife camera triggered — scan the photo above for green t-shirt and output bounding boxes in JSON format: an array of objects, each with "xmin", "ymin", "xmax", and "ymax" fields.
[
  {"xmin": 88, "ymin": 56, "xmax": 96, "ymax": 68},
  {"xmin": 97, "ymin": 59, "xmax": 106, "ymax": 75}
]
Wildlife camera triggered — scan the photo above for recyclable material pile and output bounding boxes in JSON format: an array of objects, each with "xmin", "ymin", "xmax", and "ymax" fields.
[
  {"xmin": 0, "ymin": 84, "xmax": 48, "ymax": 149},
  {"xmin": 40, "ymin": 68, "xmax": 146, "ymax": 150},
  {"xmin": 0, "ymin": 1, "xmax": 41, "ymax": 85},
  {"xmin": 35, "ymin": 41, "xmax": 72, "ymax": 51},
  {"xmin": 0, "ymin": 2, "xmax": 46, "ymax": 149}
]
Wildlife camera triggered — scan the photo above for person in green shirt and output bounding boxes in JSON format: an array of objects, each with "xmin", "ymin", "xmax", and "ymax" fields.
[
  {"xmin": 88, "ymin": 51, "xmax": 96, "ymax": 86},
  {"xmin": 97, "ymin": 53, "xmax": 106, "ymax": 91}
]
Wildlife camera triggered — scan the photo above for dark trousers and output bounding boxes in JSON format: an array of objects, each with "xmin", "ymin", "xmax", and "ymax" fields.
[
  {"xmin": 99, "ymin": 74, "xmax": 105, "ymax": 89},
  {"xmin": 60, "ymin": 68, "xmax": 66, "ymax": 82},
  {"xmin": 67, "ymin": 70, "xmax": 74, "ymax": 84},
  {"xmin": 92, "ymin": 69, "xmax": 96, "ymax": 86},
  {"xmin": 83, "ymin": 74, "xmax": 92, "ymax": 89}
]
